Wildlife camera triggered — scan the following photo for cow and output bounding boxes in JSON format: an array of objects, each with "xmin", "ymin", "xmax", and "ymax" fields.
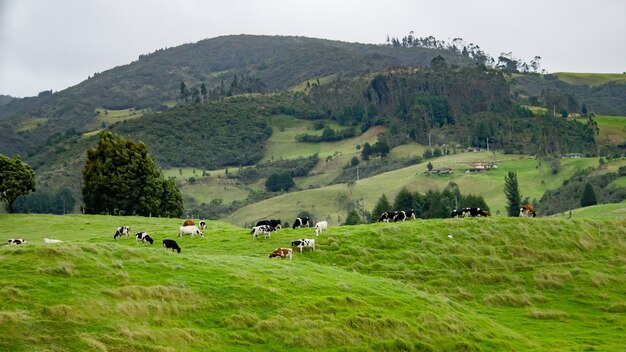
[
  {"xmin": 135, "ymin": 232, "xmax": 154, "ymax": 245},
  {"xmin": 450, "ymin": 209, "xmax": 464, "ymax": 218},
  {"xmin": 199, "ymin": 221, "xmax": 207, "ymax": 230},
  {"xmin": 178, "ymin": 225, "xmax": 204, "ymax": 238},
  {"xmin": 163, "ymin": 239, "xmax": 181, "ymax": 253},
  {"xmin": 291, "ymin": 238, "xmax": 315, "ymax": 253},
  {"xmin": 7, "ymin": 238, "xmax": 27, "ymax": 245},
  {"xmin": 43, "ymin": 238, "xmax": 63, "ymax": 243},
  {"xmin": 251, "ymin": 225, "xmax": 275, "ymax": 239},
  {"xmin": 393, "ymin": 210, "xmax": 416, "ymax": 222},
  {"xmin": 256, "ymin": 219, "xmax": 283, "ymax": 229},
  {"xmin": 292, "ymin": 217, "xmax": 310, "ymax": 229},
  {"xmin": 519, "ymin": 204, "xmax": 537, "ymax": 218},
  {"xmin": 314, "ymin": 221, "xmax": 328, "ymax": 236},
  {"xmin": 378, "ymin": 211, "xmax": 397, "ymax": 222},
  {"xmin": 467, "ymin": 207, "xmax": 490, "ymax": 217},
  {"xmin": 183, "ymin": 219, "xmax": 195, "ymax": 227},
  {"xmin": 269, "ymin": 247, "xmax": 292, "ymax": 260},
  {"xmin": 113, "ymin": 226, "xmax": 130, "ymax": 240}
]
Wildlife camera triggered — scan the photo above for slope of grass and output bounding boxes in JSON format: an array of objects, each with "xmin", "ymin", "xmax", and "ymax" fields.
[
  {"xmin": 552, "ymin": 199, "xmax": 626, "ymax": 219},
  {"xmin": 553, "ymin": 72, "xmax": 626, "ymax": 87},
  {"xmin": 575, "ymin": 115, "xmax": 626, "ymax": 144},
  {"xmin": 227, "ymin": 153, "xmax": 600, "ymax": 226},
  {"xmin": 1, "ymin": 214, "xmax": 625, "ymax": 351}
]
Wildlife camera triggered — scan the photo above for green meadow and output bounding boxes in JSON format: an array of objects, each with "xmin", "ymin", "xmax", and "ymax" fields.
[
  {"xmin": 553, "ymin": 72, "xmax": 626, "ymax": 87},
  {"xmin": 575, "ymin": 115, "xmax": 626, "ymax": 144},
  {"xmin": 1, "ymin": 214, "xmax": 625, "ymax": 351}
]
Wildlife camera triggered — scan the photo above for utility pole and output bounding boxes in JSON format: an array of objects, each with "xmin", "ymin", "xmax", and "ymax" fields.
[
  {"xmin": 486, "ymin": 138, "xmax": 490, "ymax": 152},
  {"xmin": 356, "ymin": 165, "xmax": 360, "ymax": 181}
]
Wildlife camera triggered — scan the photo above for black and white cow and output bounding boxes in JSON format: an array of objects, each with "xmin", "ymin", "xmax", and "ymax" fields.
[
  {"xmin": 450, "ymin": 209, "xmax": 464, "ymax": 218},
  {"xmin": 393, "ymin": 210, "xmax": 416, "ymax": 222},
  {"xmin": 251, "ymin": 225, "xmax": 276, "ymax": 239},
  {"xmin": 292, "ymin": 217, "xmax": 310, "ymax": 229},
  {"xmin": 163, "ymin": 239, "xmax": 181, "ymax": 253},
  {"xmin": 7, "ymin": 238, "xmax": 27, "ymax": 245},
  {"xmin": 113, "ymin": 226, "xmax": 130, "ymax": 240},
  {"xmin": 135, "ymin": 232, "xmax": 154, "ymax": 245},
  {"xmin": 199, "ymin": 221, "xmax": 207, "ymax": 230},
  {"xmin": 378, "ymin": 211, "xmax": 397, "ymax": 222},
  {"xmin": 291, "ymin": 238, "xmax": 315, "ymax": 253},
  {"xmin": 467, "ymin": 207, "xmax": 490, "ymax": 217},
  {"xmin": 255, "ymin": 219, "xmax": 282, "ymax": 229}
]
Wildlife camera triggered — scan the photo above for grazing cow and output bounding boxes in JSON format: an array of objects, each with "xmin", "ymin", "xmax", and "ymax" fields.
[
  {"xmin": 291, "ymin": 238, "xmax": 315, "ymax": 253},
  {"xmin": 199, "ymin": 221, "xmax": 207, "ymax": 230},
  {"xmin": 269, "ymin": 247, "xmax": 292, "ymax": 260},
  {"xmin": 135, "ymin": 232, "xmax": 154, "ymax": 245},
  {"xmin": 183, "ymin": 219, "xmax": 195, "ymax": 227},
  {"xmin": 378, "ymin": 211, "xmax": 397, "ymax": 222},
  {"xmin": 163, "ymin": 239, "xmax": 181, "ymax": 253},
  {"xmin": 256, "ymin": 219, "xmax": 283, "ymax": 229},
  {"xmin": 7, "ymin": 238, "xmax": 27, "ymax": 245},
  {"xmin": 314, "ymin": 221, "xmax": 328, "ymax": 236},
  {"xmin": 393, "ymin": 210, "xmax": 416, "ymax": 222},
  {"xmin": 43, "ymin": 238, "xmax": 63, "ymax": 243},
  {"xmin": 250, "ymin": 225, "xmax": 275, "ymax": 239},
  {"xmin": 467, "ymin": 207, "xmax": 490, "ymax": 217},
  {"xmin": 113, "ymin": 226, "xmax": 130, "ymax": 240},
  {"xmin": 178, "ymin": 225, "xmax": 204, "ymax": 238},
  {"xmin": 450, "ymin": 209, "xmax": 464, "ymax": 218},
  {"xmin": 519, "ymin": 204, "xmax": 537, "ymax": 218},
  {"xmin": 292, "ymin": 217, "xmax": 310, "ymax": 229}
]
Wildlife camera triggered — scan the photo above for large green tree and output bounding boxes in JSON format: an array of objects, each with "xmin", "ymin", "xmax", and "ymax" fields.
[
  {"xmin": 0, "ymin": 154, "xmax": 36, "ymax": 213},
  {"xmin": 504, "ymin": 171, "xmax": 522, "ymax": 217},
  {"xmin": 580, "ymin": 182, "xmax": 598, "ymax": 207},
  {"xmin": 82, "ymin": 131, "xmax": 183, "ymax": 217},
  {"xmin": 371, "ymin": 193, "xmax": 392, "ymax": 222}
]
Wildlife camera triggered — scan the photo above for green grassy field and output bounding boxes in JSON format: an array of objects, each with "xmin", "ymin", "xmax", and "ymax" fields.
[
  {"xmin": 553, "ymin": 72, "xmax": 626, "ymax": 87},
  {"xmin": 226, "ymin": 153, "xmax": 605, "ymax": 226},
  {"xmin": 1, "ymin": 214, "xmax": 625, "ymax": 351},
  {"xmin": 575, "ymin": 115, "xmax": 626, "ymax": 144},
  {"xmin": 16, "ymin": 117, "xmax": 49, "ymax": 132}
]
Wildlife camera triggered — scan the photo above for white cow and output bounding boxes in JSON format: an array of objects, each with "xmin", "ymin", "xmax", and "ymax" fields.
[
  {"xmin": 179, "ymin": 225, "xmax": 204, "ymax": 238},
  {"xmin": 314, "ymin": 221, "xmax": 328, "ymax": 237}
]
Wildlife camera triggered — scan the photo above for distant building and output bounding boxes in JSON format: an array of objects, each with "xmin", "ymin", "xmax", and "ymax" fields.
[
  {"xmin": 561, "ymin": 153, "xmax": 583, "ymax": 159},
  {"xmin": 465, "ymin": 162, "xmax": 497, "ymax": 173},
  {"xmin": 428, "ymin": 168, "xmax": 453, "ymax": 175}
]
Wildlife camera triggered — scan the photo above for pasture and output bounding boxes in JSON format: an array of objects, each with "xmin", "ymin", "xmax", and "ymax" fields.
[
  {"xmin": 1, "ymin": 214, "xmax": 625, "ymax": 351},
  {"xmin": 575, "ymin": 115, "xmax": 626, "ymax": 144},
  {"xmin": 553, "ymin": 72, "xmax": 626, "ymax": 87}
]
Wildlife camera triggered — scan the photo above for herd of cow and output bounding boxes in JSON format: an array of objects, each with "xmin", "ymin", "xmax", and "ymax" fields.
[{"xmin": 4, "ymin": 205, "xmax": 536, "ymax": 253}]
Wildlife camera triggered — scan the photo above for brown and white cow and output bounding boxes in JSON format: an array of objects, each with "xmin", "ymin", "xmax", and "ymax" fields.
[
  {"xmin": 269, "ymin": 247, "xmax": 292, "ymax": 260},
  {"xmin": 519, "ymin": 204, "xmax": 536, "ymax": 217}
]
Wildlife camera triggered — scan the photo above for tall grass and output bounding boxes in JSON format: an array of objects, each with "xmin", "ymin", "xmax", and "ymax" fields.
[{"xmin": 1, "ymin": 214, "xmax": 625, "ymax": 350}]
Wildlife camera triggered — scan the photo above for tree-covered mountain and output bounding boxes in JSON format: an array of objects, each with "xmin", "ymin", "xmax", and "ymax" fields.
[
  {"xmin": 0, "ymin": 95, "xmax": 15, "ymax": 106},
  {"xmin": 0, "ymin": 35, "xmax": 473, "ymax": 156}
]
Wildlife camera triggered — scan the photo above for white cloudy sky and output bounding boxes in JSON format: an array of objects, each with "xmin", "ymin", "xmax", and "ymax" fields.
[{"xmin": 1, "ymin": 0, "xmax": 625, "ymax": 97}]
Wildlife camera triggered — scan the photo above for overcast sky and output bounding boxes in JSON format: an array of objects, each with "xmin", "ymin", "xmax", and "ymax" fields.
[{"xmin": 1, "ymin": 0, "xmax": 625, "ymax": 97}]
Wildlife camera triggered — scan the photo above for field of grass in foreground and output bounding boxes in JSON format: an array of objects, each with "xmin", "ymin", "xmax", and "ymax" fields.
[{"xmin": 1, "ymin": 214, "xmax": 625, "ymax": 351}]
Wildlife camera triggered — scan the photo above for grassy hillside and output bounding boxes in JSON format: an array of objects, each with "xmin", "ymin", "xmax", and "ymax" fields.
[
  {"xmin": 553, "ymin": 72, "xmax": 626, "ymax": 87},
  {"xmin": 226, "ymin": 152, "xmax": 600, "ymax": 226},
  {"xmin": 1, "ymin": 214, "xmax": 625, "ymax": 351},
  {"xmin": 575, "ymin": 115, "xmax": 626, "ymax": 144}
]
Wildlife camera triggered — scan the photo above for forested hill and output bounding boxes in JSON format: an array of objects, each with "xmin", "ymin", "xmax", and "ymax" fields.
[{"xmin": 0, "ymin": 35, "xmax": 472, "ymax": 156}]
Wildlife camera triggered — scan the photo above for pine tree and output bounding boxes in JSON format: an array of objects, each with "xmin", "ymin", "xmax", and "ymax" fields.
[
  {"xmin": 343, "ymin": 209, "xmax": 361, "ymax": 225},
  {"xmin": 580, "ymin": 182, "xmax": 597, "ymax": 207},
  {"xmin": 393, "ymin": 187, "xmax": 414, "ymax": 210},
  {"xmin": 504, "ymin": 171, "xmax": 521, "ymax": 216},
  {"xmin": 371, "ymin": 194, "xmax": 392, "ymax": 222}
]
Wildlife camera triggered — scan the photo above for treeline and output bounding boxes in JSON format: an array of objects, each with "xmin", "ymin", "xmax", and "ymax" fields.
[
  {"xmin": 13, "ymin": 188, "xmax": 76, "ymax": 214},
  {"xmin": 371, "ymin": 184, "xmax": 489, "ymax": 222},
  {"xmin": 538, "ymin": 164, "xmax": 626, "ymax": 215},
  {"xmin": 296, "ymin": 126, "xmax": 357, "ymax": 142}
]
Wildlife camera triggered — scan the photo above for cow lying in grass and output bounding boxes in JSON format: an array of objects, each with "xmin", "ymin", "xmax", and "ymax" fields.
[
  {"xmin": 163, "ymin": 239, "xmax": 181, "ymax": 253},
  {"xmin": 269, "ymin": 248, "xmax": 292, "ymax": 260},
  {"xmin": 7, "ymin": 238, "xmax": 27, "ymax": 245},
  {"xmin": 43, "ymin": 238, "xmax": 62, "ymax": 243}
]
